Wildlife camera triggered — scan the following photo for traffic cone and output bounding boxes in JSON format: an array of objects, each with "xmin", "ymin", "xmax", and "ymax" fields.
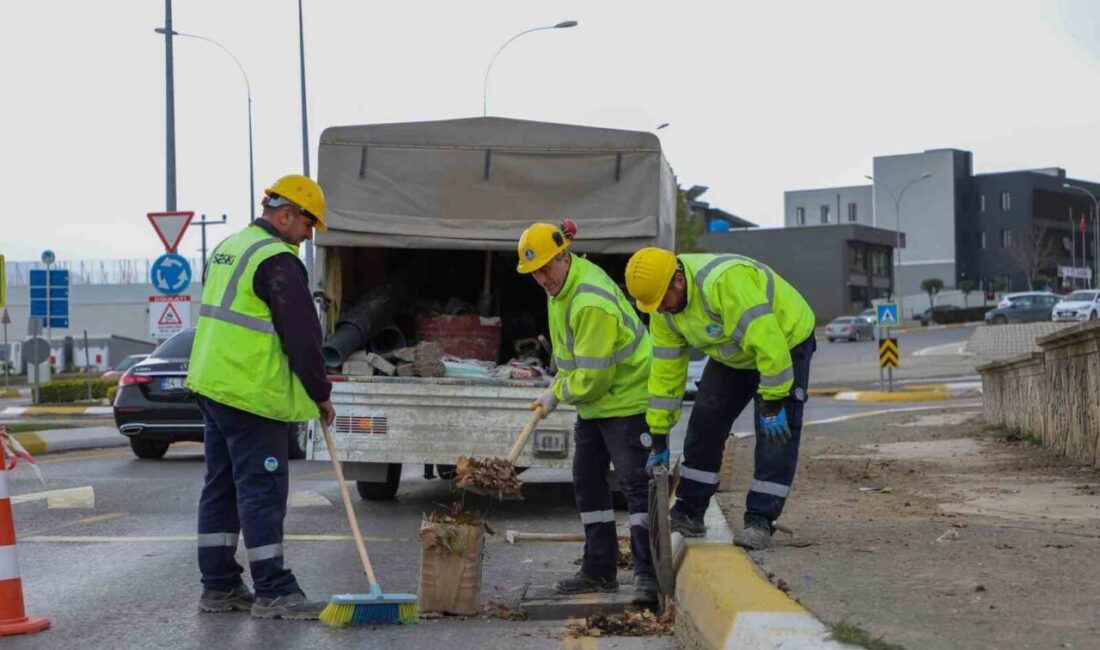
[{"xmin": 0, "ymin": 460, "xmax": 49, "ymax": 636}]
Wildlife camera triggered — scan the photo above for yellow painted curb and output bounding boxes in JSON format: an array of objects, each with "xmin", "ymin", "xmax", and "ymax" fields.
[
  {"xmin": 845, "ymin": 389, "xmax": 951, "ymax": 402},
  {"xmin": 12, "ymin": 432, "xmax": 47, "ymax": 455},
  {"xmin": 807, "ymin": 387, "xmax": 852, "ymax": 397},
  {"xmin": 901, "ymin": 383, "xmax": 948, "ymax": 391},
  {"xmin": 676, "ymin": 543, "xmax": 805, "ymax": 648},
  {"xmin": 22, "ymin": 406, "xmax": 88, "ymax": 416}
]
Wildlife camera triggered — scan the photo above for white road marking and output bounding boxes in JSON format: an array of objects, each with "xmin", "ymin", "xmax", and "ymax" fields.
[
  {"xmin": 288, "ymin": 490, "xmax": 331, "ymax": 508},
  {"xmin": 913, "ymin": 341, "xmax": 968, "ymax": 357},
  {"xmin": 11, "ymin": 486, "xmax": 95, "ymax": 509}
]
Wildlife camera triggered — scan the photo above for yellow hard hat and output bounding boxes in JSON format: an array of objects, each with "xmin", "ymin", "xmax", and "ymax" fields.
[
  {"xmin": 625, "ymin": 247, "xmax": 678, "ymax": 314},
  {"xmin": 264, "ymin": 174, "xmax": 327, "ymax": 232},
  {"xmin": 516, "ymin": 220, "xmax": 577, "ymax": 274}
]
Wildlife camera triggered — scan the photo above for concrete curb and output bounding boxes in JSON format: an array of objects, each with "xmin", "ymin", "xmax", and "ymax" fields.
[
  {"xmin": 833, "ymin": 381, "xmax": 982, "ymax": 402},
  {"xmin": 671, "ymin": 501, "xmax": 850, "ymax": 649},
  {"xmin": 1, "ymin": 405, "xmax": 113, "ymax": 417},
  {"xmin": 10, "ymin": 427, "xmax": 127, "ymax": 456}
]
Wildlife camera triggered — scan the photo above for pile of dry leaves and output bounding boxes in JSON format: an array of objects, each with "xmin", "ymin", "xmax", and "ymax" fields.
[
  {"xmin": 455, "ymin": 456, "xmax": 523, "ymax": 498},
  {"xmin": 565, "ymin": 608, "xmax": 674, "ymax": 637},
  {"xmin": 424, "ymin": 501, "xmax": 484, "ymax": 526}
]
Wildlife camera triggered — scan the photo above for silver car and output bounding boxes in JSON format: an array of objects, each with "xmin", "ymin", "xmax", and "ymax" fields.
[{"xmin": 826, "ymin": 316, "xmax": 875, "ymax": 342}]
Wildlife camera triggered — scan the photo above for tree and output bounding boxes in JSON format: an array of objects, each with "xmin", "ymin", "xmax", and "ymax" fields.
[
  {"xmin": 921, "ymin": 278, "xmax": 944, "ymax": 308},
  {"xmin": 994, "ymin": 277, "xmax": 1010, "ymax": 293},
  {"xmin": 959, "ymin": 279, "xmax": 976, "ymax": 307},
  {"xmin": 1005, "ymin": 221, "xmax": 1058, "ymax": 291},
  {"xmin": 675, "ymin": 187, "xmax": 705, "ymax": 253}
]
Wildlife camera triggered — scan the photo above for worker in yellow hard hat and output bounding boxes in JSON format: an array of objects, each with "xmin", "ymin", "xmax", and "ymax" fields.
[
  {"xmin": 187, "ymin": 174, "xmax": 334, "ymax": 619},
  {"xmin": 517, "ymin": 220, "xmax": 658, "ymax": 598},
  {"xmin": 624, "ymin": 247, "xmax": 816, "ymax": 550}
]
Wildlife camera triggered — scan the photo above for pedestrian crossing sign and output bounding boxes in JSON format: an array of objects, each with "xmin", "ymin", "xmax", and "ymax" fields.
[{"xmin": 876, "ymin": 303, "xmax": 899, "ymax": 327}]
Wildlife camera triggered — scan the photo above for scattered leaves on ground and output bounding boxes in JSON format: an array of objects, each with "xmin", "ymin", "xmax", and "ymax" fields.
[
  {"xmin": 564, "ymin": 608, "xmax": 674, "ymax": 637},
  {"xmin": 484, "ymin": 599, "xmax": 527, "ymax": 621}
]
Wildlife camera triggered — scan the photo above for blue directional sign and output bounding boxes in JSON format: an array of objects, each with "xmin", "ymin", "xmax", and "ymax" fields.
[
  {"xmin": 29, "ymin": 269, "xmax": 70, "ymax": 328},
  {"xmin": 150, "ymin": 253, "xmax": 192, "ymax": 296},
  {"xmin": 876, "ymin": 303, "xmax": 899, "ymax": 327}
]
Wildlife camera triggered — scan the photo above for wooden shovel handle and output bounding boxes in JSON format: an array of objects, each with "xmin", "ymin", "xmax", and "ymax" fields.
[
  {"xmin": 321, "ymin": 420, "xmax": 379, "ymax": 588},
  {"xmin": 506, "ymin": 409, "xmax": 543, "ymax": 465}
]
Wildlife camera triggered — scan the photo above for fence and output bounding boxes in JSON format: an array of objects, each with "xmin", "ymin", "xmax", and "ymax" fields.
[
  {"xmin": 4, "ymin": 258, "xmax": 200, "ymax": 286},
  {"xmin": 978, "ymin": 320, "xmax": 1100, "ymax": 468}
]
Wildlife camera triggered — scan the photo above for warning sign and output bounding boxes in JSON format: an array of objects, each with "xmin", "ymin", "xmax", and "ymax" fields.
[{"xmin": 149, "ymin": 295, "xmax": 191, "ymax": 339}]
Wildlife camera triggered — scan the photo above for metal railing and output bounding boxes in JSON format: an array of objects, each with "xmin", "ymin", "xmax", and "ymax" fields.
[{"xmin": 4, "ymin": 258, "xmax": 201, "ymax": 286}]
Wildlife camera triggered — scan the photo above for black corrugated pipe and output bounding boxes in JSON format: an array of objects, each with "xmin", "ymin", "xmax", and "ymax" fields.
[{"xmin": 322, "ymin": 264, "xmax": 425, "ymax": 367}]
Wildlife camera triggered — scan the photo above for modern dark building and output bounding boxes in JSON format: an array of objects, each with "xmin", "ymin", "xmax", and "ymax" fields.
[
  {"xmin": 785, "ymin": 149, "xmax": 1100, "ymax": 295},
  {"xmin": 687, "ymin": 185, "xmax": 757, "ymax": 232},
  {"xmin": 699, "ymin": 224, "xmax": 896, "ymax": 323}
]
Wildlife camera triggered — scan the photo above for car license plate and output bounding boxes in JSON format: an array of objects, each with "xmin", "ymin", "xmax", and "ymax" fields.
[
  {"xmin": 532, "ymin": 430, "xmax": 568, "ymax": 458},
  {"xmin": 161, "ymin": 377, "xmax": 186, "ymax": 391}
]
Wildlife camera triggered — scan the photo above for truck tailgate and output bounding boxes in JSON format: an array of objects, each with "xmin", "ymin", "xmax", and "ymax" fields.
[{"xmin": 307, "ymin": 376, "xmax": 575, "ymax": 469}]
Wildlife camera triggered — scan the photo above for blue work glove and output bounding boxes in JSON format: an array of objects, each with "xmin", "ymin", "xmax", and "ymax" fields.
[
  {"xmin": 646, "ymin": 435, "xmax": 670, "ymax": 477},
  {"xmin": 758, "ymin": 400, "xmax": 792, "ymax": 444}
]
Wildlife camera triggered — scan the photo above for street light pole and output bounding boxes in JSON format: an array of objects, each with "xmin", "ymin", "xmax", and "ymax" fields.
[
  {"xmin": 298, "ymin": 0, "xmax": 314, "ymax": 287},
  {"xmin": 160, "ymin": 0, "xmax": 177, "ymax": 211},
  {"xmin": 482, "ymin": 20, "xmax": 578, "ymax": 116},
  {"xmin": 156, "ymin": 29, "xmax": 256, "ymax": 222},
  {"xmin": 1064, "ymin": 183, "xmax": 1099, "ymax": 290},
  {"xmin": 866, "ymin": 172, "xmax": 932, "ymax": 312}
]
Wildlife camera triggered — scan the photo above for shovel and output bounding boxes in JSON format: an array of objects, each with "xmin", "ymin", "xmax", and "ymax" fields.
[{"xmin": 455, "ymin": 408, "xmax": 543, "ymax": 500}]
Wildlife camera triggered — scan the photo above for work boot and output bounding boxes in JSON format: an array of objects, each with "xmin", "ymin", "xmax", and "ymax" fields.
[
  {"xmin": 250, "ymin": 591, "xmax": 327, "ymax": 620},
  {"xmin": 554, "ymin": 571, "xmax": 619, "ymax": 594},
  {"xmin": 734, "ymin": 515, "xmax": 774, "ymax": 551},
  {"xmin": 669, "ymin": 508, "xmax": 707, "ymax": 538},
  {"xmin": 198, "ymin": 584, "xmax": 255, "ymax": 613},
  {"xmin": 633, "ymin": 573, "xmax": 659, "ymax": 599}
]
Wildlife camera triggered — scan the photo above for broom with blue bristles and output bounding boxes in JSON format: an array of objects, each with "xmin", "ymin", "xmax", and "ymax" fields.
[{"xmin": 317, "ymin": 421, "xmax": 418, "ymax": 626}]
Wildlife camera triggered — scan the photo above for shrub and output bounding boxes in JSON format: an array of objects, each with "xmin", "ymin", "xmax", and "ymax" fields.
[
  {"xmin": 106, "ymin": 385, "xmax": 119, "ymax": 403},
  {"xmin": 39, "ymin": 378, "xmax": 115, "ymax": 404}
]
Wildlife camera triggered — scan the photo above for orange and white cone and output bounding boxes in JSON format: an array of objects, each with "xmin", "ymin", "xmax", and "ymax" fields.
[{"xmin": 0, "ymin": 458, "xmax": 49, "ymax": 636}]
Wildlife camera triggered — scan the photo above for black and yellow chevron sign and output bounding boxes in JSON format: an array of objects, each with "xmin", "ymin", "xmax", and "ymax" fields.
[{"xmin": 879, "ymin": 337, "xmax": 900, "ymax": 369}]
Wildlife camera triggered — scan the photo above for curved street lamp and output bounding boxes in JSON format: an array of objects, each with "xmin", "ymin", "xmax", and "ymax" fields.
[
  {"xmin": 157, "ymin": 28, "xmax": 256, "ymax": 221},
  {"xmin": 482, "ymin": 20, "xmax": 578, "ymax": 116},
  {"xmin": 865, "ymin": 171, "xmax": 931, "ymax": 303}
]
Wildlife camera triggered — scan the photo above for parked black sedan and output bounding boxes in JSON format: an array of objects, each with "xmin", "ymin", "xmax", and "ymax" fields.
[{"xmin": 113, "ymin": 328, "xmax": 307, "ymax": 460}]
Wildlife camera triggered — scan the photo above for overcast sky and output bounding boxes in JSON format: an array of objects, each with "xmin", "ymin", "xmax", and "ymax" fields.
[{"xmin": 3, "ymin": 0, "xmax": 1098, "ymax": 262}]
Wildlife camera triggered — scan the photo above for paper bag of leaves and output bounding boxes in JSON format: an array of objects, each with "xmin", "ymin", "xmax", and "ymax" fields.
[{"xmin": 418, "ymin": 502, "xmax": 487, "ymax": 615}]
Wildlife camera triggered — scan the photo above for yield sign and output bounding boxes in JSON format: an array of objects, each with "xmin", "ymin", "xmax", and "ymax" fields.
[
  {"xmin": 147, "ymin": 211, "xmax": 194, "ymax": 253},
  {"xmin": 158, "ymin": 301, "xmax": 183, "ymax": 326},
  {"xmin": 1, "ymin": 308, "xmax": 10, "ymax": 325}
]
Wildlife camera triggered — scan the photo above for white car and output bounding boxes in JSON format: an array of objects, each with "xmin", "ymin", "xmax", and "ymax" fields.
[
  {"xmin": 858, "ymin": 308, "xmax": 878, "ymax": 324},
  {"xmin": 1051, "ymin": 290, "xmax": 1100, "ymax": 323}
]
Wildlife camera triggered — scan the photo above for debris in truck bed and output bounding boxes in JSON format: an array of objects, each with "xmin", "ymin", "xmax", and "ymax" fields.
[
  {"xmin": 455, "ymin": 456, "xmax": 523, "ymax": 498},
  {"xmin": 365, "ymin": 352, "xmax": 396, "ymax": 376},
  {"xmin": 564, "ymin": 608, "xmax": 674, "ymax": 637}
]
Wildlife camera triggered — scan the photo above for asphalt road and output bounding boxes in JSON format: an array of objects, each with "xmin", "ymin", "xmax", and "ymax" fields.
[
  {"xmin": 1, "ymin": 393, "xmax": 986, "ymax": 650},
  {"xmin": 811, "ymin": 324, "xmax": 979, "ymax": 386}
]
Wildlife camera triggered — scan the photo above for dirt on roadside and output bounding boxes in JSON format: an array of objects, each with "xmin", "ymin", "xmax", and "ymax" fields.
[{"xmin": 716, "ymin": 407, "xmax": 1100, "ymax": 650}]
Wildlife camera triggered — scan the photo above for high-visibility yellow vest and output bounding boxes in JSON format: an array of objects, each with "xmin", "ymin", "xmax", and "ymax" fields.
[
  {"xmin": 646, "ymin": 254, "xmax": 815, "ymax": 433},
  {"xmin": 187, "ymin": 224, "xmax": 318, "ymax": 422},
  {"xmin": 548, "ymin": 254, "xmax": 651, "ymax": 419}
]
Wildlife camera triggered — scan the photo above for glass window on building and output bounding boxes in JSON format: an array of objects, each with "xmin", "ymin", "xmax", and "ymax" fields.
[
  {"xmin": 849, "ymin": 245, "xmax": 866, "ymax": 271},
  {"xmin": 978, "ymin": 194, "xmax": 986, "ymax": 213},
  {"xmin": 847, "ymin": 203, "xmax": 858, "ymax": 222},
  {"xmin": 871, "ymin": 250, "xmax": 890, "ymax": 277},
  {"xmin": 796, "ymin": 207, "xmax": 805, "ymax": 225},
  {"xmin": 1001, "ymin": 229, "xmax": 1012, "ymax": 248},
  {"xmin": 1001, "ymin": 192, "xmax": 1011, "ymax": 211},
  {"xmin": 980, "ymin": 231, "xmax": 987, "ymax": 249},
  {"xmin": 820, "ymin": 205, "xmax": 830, "ymax": 224}
]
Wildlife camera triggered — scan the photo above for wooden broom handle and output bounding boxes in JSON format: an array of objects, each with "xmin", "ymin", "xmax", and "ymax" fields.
[
  {"xmin": 506, "ymin": 409, "xmax": 543, "ymax": 465},
  {"xmin": 321, "ymin": 420, "xmax": 379, "ymax": 587}
]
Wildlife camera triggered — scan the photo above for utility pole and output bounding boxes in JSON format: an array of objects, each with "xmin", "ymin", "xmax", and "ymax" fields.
[
  {"xmin": 162, "ymin": 0, "xmax": 177, "ymax": 211},
  {"xmin": 195, "ymin": 214, "xmax": 228, "ymax": 278}
]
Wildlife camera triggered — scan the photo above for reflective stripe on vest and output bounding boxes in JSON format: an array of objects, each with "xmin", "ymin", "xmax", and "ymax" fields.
[
  {"xmin": 199, "ymin": 236, "xmax": 280, "ymax": 334},
  {"xmin": 554, "ymin": 283, "xmax": 646, "ymax": 372}
]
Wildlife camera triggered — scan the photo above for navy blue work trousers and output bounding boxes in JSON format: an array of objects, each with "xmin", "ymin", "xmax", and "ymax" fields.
[
  {"xmin": 572, "ymin": 413, "xmax": 654, "ymax": 582},
  {"xmin": 196, "ymin": 395, "xmax": 299, "ymax": 597},
  {"xmin": 673, "ymin": 336, "xmax": 816, "ymax": 526}
]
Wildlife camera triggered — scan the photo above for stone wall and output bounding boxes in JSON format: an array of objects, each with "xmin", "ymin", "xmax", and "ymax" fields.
[{"xmin": 978, "ymin": 321, "xmax": 1100, "ymax": 468}]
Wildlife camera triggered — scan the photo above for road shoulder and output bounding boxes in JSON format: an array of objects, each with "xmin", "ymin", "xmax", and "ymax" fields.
[{"xmin": 717, "ymin": 407, "xmax": 1100, "ymax": 650}]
